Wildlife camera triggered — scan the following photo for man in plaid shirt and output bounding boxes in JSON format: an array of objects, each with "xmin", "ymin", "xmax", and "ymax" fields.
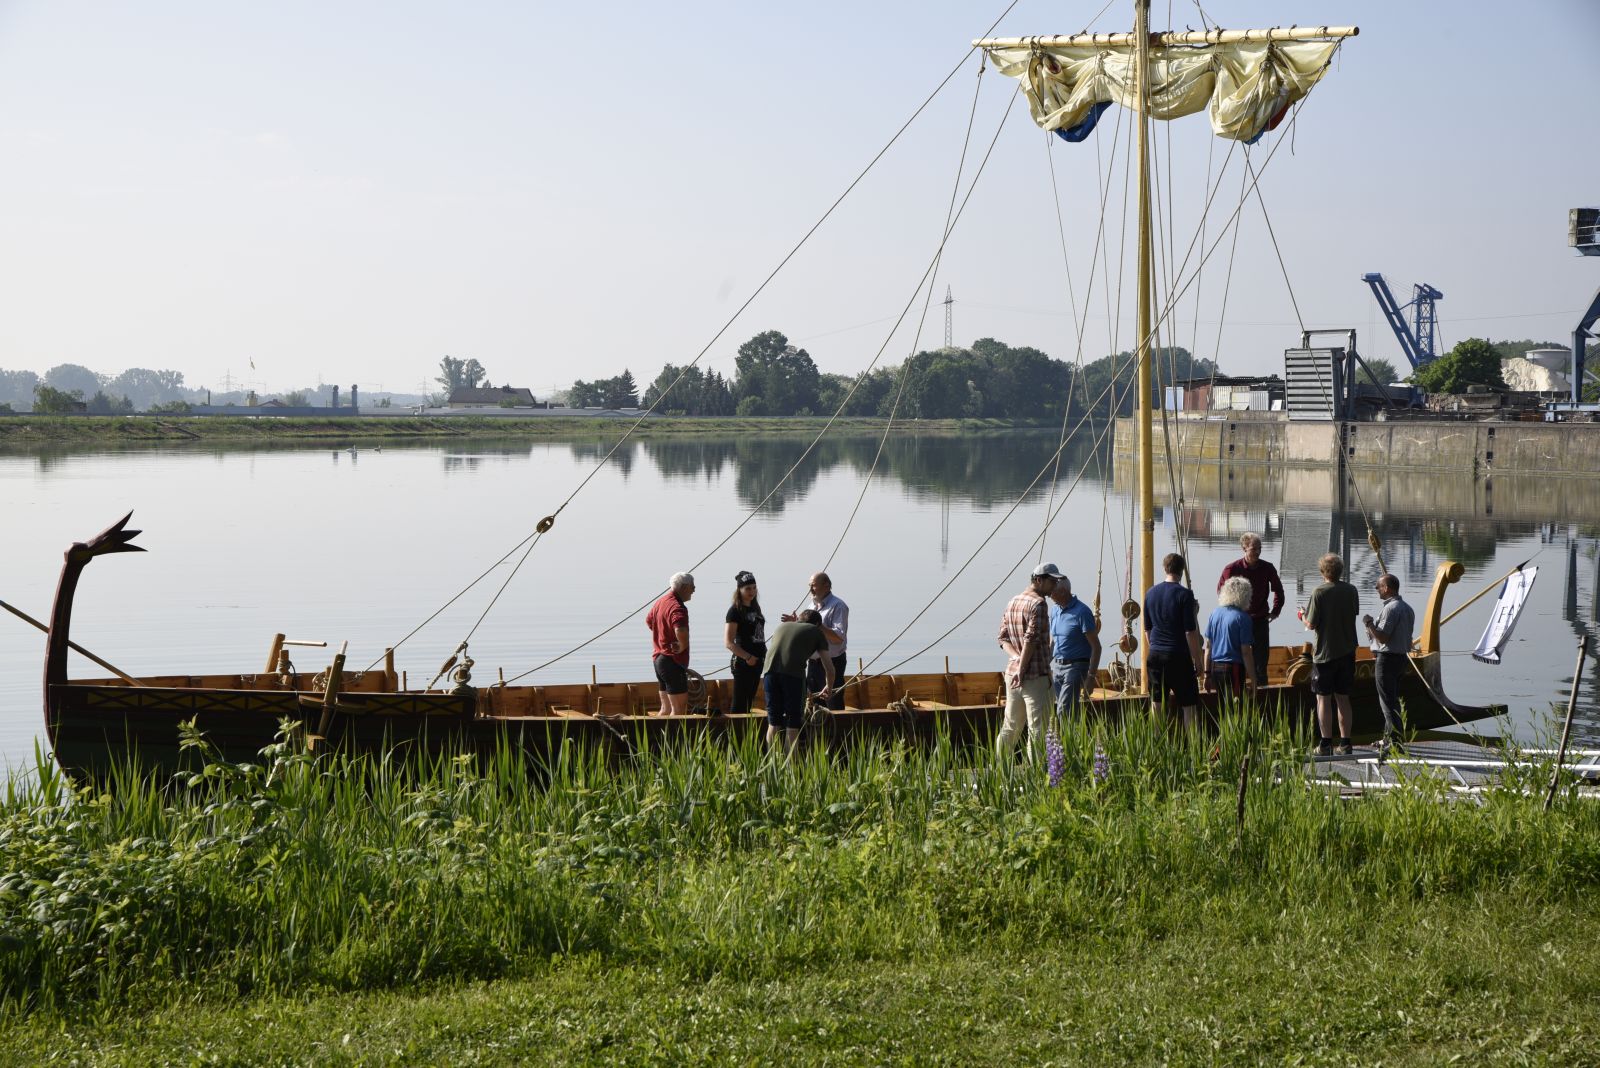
[{"xmin": 997, "ymin": 562, "xmax": 1065, "ymax": 757}]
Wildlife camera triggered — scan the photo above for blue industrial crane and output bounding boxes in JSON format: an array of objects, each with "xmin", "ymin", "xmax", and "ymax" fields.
[{"xmin": 1362, "ymin": 273, "xmax": 1443, "ymax": 369}]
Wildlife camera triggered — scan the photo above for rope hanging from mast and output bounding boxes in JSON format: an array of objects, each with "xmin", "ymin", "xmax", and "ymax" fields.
[
  {"xmin": 361, "ymin": 1, "xmax": 1029, "ymax": 673},
  {"xmin": 499, "ymin": 82, "xmax": 1024, "ymax": 688},
  {"xmin": 818, "ymin": 53, "xmax": 989, "ymax": 584}
]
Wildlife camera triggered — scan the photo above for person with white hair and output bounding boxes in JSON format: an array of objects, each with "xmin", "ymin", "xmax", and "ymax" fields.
[
  {"xmin": 646, "ymin": 572, "xmax": 695, "ymax": 716},
  {"xmin": 1203, "ymin": 575, "xmax": 1258, "ymax": 702},
  {"xmin": 1216, "ymin": 532, "xmax": 1284, "ymax": 689}
]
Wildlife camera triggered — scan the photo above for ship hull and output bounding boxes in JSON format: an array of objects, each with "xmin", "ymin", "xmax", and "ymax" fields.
[{"xmin": 46, "ymin": 647, "xmax": 1495, "ymax": 781}]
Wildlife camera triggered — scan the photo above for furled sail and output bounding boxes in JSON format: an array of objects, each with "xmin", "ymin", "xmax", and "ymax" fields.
[{"xmin": 982, "ymin": 40, "xmax": 1339, "ymax": 143}]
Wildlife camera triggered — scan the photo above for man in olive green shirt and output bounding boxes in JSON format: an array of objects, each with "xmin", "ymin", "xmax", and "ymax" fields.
[
  {"xmin": 1303, "ymin": 552, "xmax": 1360, "ymax": 756},
  {"xmin": 761, "ymin": 609, "xmax": 834, "ymax": 754}
]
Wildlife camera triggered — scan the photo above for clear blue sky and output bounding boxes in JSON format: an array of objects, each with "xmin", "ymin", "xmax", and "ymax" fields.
[{"xmin": 0, "ymin": 1, "xmax": 1595, "ymax": 396}]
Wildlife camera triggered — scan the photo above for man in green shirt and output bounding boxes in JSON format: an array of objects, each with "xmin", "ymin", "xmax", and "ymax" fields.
[
  {"xmin": 1302, "ymin": 552, "xmax": 1360, "ymax": 756},
  {"xmin": 762, "ymin": 609, "xmax": 835, "ymax": 754}
]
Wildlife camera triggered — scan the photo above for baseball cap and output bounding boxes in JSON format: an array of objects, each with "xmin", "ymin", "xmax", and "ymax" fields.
[
  {"xmin": 1031, "ymin": 562, "xmax": 1067, "ymax": 580},
  {"xmin": 735, "ymin": 570, "xmax": 758, "ymax": 587}
]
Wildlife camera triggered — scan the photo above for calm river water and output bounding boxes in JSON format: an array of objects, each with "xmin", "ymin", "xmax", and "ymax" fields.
[{"xmin": 3, "ymin": 431, "xmax": 1596, "ymax": 770}]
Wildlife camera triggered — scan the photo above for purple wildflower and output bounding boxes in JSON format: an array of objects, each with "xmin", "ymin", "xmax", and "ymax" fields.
[
  {"xmin": 1045, "ymin": 728, "xmax": 1065, "ymax": 787},
  {"xmin": 1092, "ymin": 745, "xmax": 1111, "ymax": 786}
]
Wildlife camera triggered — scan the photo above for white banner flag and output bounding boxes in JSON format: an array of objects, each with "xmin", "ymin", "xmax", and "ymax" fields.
[{"xmin": 1472, "ymin": 567, "xmax": 1538, "ymax": 665}]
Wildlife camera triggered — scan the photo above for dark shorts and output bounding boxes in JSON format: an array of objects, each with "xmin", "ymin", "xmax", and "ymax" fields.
[
  {"xmin": 653, "ymin": 654, "xmax": 689, "ymax": 695},
  {"xmin": 1147, "ymin": 647, "xmax": 1200, "ymax": 707},
  {"xmin": 1311, "ymin": 653, "xmax": 1355, "ymax": 696},
  {"xmin": 764, "ymin": 672, "xmax": 807, "ymax": 729}
]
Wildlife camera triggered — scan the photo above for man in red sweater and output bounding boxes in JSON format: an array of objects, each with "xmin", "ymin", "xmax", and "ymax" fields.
[{"xmin": 1216, "ymin": 532, "xmax": 1284, "ymax": 689}]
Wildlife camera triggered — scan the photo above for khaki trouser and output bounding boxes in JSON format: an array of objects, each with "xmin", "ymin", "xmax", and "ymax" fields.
[{"xmin": 996, "ymin": 674, "xmax": 1053, "ymax": 757}]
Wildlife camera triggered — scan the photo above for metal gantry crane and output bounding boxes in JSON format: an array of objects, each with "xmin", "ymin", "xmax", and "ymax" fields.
[
  {"xmin": 1566, "ymin": 208, "xmax": 1600, "ymax": 407},
  {"xmin": 1362, "ymin": 273, "xmax": 1443, "ymax": 369}
]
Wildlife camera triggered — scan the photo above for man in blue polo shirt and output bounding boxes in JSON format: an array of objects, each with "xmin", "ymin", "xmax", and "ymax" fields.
[{"xmin": 1047, "ymin": 576, "xmax": 1101, "ymax": 715}]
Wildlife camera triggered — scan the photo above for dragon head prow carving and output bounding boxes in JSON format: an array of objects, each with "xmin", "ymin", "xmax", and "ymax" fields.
[{"xmin": 68, "ymin": 512, "xmax": 146, "ymax": 564}]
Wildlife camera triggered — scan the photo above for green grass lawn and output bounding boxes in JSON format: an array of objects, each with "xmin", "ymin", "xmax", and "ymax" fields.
[
  {"xmin": 3, "ymin": 717, "xmax": 1598, "ymax": 1064},
  {"xmin": 7, "ymin": 906, "xmax": 1598, "ymax": 1066}
]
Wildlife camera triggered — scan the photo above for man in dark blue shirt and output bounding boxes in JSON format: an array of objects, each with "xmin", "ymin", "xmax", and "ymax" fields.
[{"xmin": 1143, "ymin": 552, "xmax": 1202, "ymax": 727}]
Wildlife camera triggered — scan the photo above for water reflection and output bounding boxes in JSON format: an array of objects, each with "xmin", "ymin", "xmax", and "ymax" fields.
[
  {"xmin": 568, "ymin": 440, "xmax": 635, "ymax": 478},
  {"xmin": 439, "ymin": 444, "xmax": 540, "ymax": 473},
  {"xmin": 614, "ymin": 431, "xmax": 1111, "ymax": 512}
]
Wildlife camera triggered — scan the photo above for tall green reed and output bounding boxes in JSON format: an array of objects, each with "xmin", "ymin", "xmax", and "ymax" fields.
[{"xmin": 2, "ymin": 711, "xmax": 1596, "ymax": 1018}]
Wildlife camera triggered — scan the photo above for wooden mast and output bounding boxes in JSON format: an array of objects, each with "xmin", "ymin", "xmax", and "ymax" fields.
[
  {"xmin": 1134, "ymin": 0, "xmax": 1155, "ymax": 692},
  {"xmin": 974, "ymin": 17, "xmax": 1358, "ymax": 692}
]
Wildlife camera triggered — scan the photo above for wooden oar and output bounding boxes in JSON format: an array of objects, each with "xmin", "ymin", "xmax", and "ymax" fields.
[{"xmin": 0, "ymin": 597, "xmax": 143, "ymax": 687}]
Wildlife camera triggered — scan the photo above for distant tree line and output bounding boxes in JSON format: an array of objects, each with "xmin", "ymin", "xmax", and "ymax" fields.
[
  {"xmin": 617, "ymin": 330, "xmax": 1218, "ymax": 421},
  {"xmin": 11, "ymin": 332, "xmax": 1590, "ymax": 417},
  {"xmin": 569, "ymin": 370, "xmax": 641, "ymax": 409},
  {"xmin": 0, "ymin": 365, "xmax": 196, "ymax": 413},
  {"xmin": 0, "ymin": 364, "xmax": 370, "ymax": 413}
]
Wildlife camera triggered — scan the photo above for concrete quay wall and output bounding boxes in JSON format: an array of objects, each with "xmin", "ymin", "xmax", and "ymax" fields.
[
  {"xmin": 1114, "ymin": 460, "xmax": 1600, "ymax": 526},
  {"xmin": 1112, "ymin": 417, "xmax": 1600, "ymax": 477}
]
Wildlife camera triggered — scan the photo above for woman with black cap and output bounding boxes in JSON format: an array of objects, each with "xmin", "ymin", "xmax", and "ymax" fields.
[{"xmin": 724, "ymin": 571, "xmax": 767, "ymax": 714}]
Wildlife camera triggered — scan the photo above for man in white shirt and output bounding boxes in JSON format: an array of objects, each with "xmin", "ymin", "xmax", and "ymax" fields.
[{"xmin": 783, "ymin": 572, "xmax": 849, "ymax": 710}]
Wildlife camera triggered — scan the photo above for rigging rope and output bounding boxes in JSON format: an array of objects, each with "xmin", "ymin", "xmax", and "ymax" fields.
[
  {"xmin": 864, "ymin": 395, "xmax": 1125, "ymax": 680},
  {"xmin": 449, "ymin": 36, "xmax": 1353, "ymax": 693},
  {"xmin": 1144, "ymin": 122, "xmax": 1191, "ymax": 579},
  {"xmin": 364, "ymin": 0, "xmax": 1028, "ymax": 672},
  {"xmin": 1039, "ymin": 98, "xmax": 1124, "ymax": 561},
  {"xmin": 1240, "ymin": 90, "xmax": 1387, "ymax": 576},
  {"xmin": 855, "ymin": 368, "xmax": 1126, "ymax": 680},
  {"xmin": 818, "ymin": 54, "xmax": 989, "ymax": 581},
  {"xmin": 1088, "ymin": 102, "xmax": 1135, "ymax": 621},
  {"xmin": 499, "ymin": 85, "xmax": 1024, "ymax": 687}
]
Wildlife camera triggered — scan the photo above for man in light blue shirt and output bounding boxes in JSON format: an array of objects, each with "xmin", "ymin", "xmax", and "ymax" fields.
[{"xmin": 1047, "ymin": 577, "xmax": 1100, "ymax": 714}]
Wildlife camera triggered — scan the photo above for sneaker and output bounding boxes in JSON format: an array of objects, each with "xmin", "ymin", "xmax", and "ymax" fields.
[
  {"xmin": 1335, "ymin": 740, "xmax": 1354, "ymax": 756},
  {"xmin": 1314, "ymin": 739, "xmax": 1333, "ymax": 758}
]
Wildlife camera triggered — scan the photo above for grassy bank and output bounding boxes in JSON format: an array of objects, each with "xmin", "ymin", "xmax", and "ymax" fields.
[
  {"xmin": 3, "ymin": 716, "xmax": 1598, "ymax": 1061},
  {"xmin": 7, "ymin": 909, "xmax": 1600, "ymax": 1065},
  {"xmin": 0, "ymin": 414, "xmax": 1048, "ymax": 448}
]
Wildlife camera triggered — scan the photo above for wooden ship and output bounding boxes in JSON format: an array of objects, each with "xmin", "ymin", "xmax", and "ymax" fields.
[{"xmin": 40, "ymin": 515, "xmax": 1498, "ymax": 781}]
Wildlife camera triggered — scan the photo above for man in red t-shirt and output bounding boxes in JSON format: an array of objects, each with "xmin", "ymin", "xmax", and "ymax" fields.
[
  {"xmin": 646, "ymin": 572, "xmax": 695, "ymax": 716},
  {"xmin": 1216, "ymin": 532, "xmax": 1284, "ymax": 689}
]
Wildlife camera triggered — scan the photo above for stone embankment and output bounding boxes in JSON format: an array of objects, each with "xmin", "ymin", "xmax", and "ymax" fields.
[{"xmin": 1114, "ymin": 415, "xmax": 1600, "ymax": 477}]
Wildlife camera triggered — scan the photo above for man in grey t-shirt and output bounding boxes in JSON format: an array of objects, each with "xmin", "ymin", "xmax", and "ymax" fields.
[{"xmin": 1363, "ymin": 574, "xmax": 1415, "ymax": 746}]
